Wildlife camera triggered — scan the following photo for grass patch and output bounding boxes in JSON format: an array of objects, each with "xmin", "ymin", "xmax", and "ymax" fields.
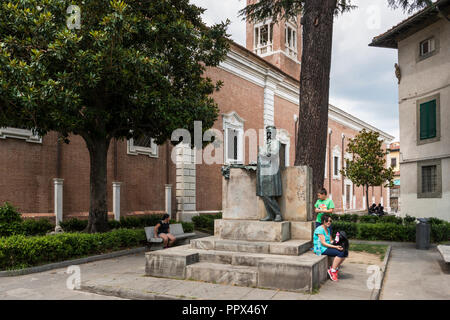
[
  {"xmin": 311, "ymin": 286, "xmax": 320, "ymax": 295},
  {"xmin": 349, "ymin": 243, "xmax": 388, "ymax": 261}
]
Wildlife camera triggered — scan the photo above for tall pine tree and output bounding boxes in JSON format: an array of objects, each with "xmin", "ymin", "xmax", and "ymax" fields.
[{"xmin": 240, "ymin": 0, "xmax": 432, "ymax": 195}]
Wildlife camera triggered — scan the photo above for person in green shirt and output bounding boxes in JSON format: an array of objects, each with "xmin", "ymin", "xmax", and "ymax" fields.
[{"xmin": 314, "ymin": 188, "xmax": 335, "ymax": 229}]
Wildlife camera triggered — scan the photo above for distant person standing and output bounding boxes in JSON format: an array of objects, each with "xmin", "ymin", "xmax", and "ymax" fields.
[{"xmin": 314, "ymin": 188, "xmax": 335, "ymax": 229}]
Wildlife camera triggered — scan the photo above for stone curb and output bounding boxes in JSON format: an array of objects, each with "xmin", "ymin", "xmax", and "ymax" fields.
[
  {"xmin": 78, "ymin": 284, "xmax": 186, "ymax": 300},
  {"xmin": 370, "ymin": 245, "xmax": 392, "ymax": 300},
  {"xmin": 0, "ymin": 247, "xmax": 148, "ymax": 278}
]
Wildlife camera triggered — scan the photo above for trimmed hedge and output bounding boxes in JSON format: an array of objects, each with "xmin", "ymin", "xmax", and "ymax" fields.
[
  {"xmin": 0, "ymin": 228, "xmax": 147, "ymax": 270},
  {"xmin": 0, "ymin": 202, "xmax": 21, "ymax": 224},
  {"xmin": 192, "ymin": 213, "xmax": 222, "ymax": 233},
  {"xmin": 60, "ymin": 214, "xmax": 166, "ymax": 232},
  {"xmin": 332, "ymin": 221, "xmax": 450, "ymax": 242},
  {"xmin": 330, "ymin": 213, "xmax": 447, "ymax": 226},
  {"xmin": 59, "ymin": 215, "xmax": 194, "ymax": 233},
  {"xmin": 0, "ymin": 219, "xmax": 55, "ymax": 237},
  {"xmin": 1, "ymin": 212, "xmax": 193, "ymax": 237}
]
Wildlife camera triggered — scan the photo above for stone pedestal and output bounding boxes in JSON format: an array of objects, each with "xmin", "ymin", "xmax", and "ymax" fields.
[
  {"xmin": 222, "ymin": 166, "xmax": 313, "ymax": 222},
  {"xmin": 214, "ymin": 219, "xmax": 291, "ymax": 242},
  {"xmin": 222, "ymin": 168, "xmax": 265, "ymax": 220},
  {"xmin": 279, "ymin": 166, "xmax": 314, "ymax": 221},
  {"xmin": 145, "ymin": 165, "xmax": 321, "ymax": 293}
]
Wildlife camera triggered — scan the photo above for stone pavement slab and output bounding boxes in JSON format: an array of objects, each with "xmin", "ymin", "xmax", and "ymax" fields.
[
  {"xmin": 437, "ymin": 245, "xmax": 450, "ymax": 263},
  {"xmin": 76, "ymin": 252, "xmax": 376, "ymax": 300},
  {"xmin": 0, "ymin": 251, "xmax": 383, "ymax": 300},
  {"xmin": 380, "ymin": 246, "xmax": 450, "ymax": 300}
]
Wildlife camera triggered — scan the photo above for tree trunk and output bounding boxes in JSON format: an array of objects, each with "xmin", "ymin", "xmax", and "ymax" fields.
[
  {"xmin": 294, "ymin": 0, "xmax": 337, "ymax": 196},
  {"xmin": 366, "ymin": 184, "xmax": 370, "ymax": 214},
  {"xmin": 84, "ymin": 136, "xmax": 111, "ymax": 233}
]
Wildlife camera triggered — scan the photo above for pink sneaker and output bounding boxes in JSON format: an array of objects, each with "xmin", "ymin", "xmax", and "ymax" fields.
[{"xmin": 327, "ymin": 268, "xmax": 338, "ymax": 281}]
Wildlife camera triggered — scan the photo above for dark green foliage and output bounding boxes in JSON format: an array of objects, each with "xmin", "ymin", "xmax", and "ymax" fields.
[
  {"xmin": 379, "ymin": 215, "xmax": 403, "ymax": 225},
  {"xmin": 0, "ymin": 0, "xmax": 230, "ymax": 232},
  {"xmin": 0, "ymin": 0, "xmax": 230, "ymax": 143},
  {"xmin": 358, "ymin": 223, "xmax": 416, "ymax": 241},
  {"xmin": 403, "ymin": 215, "xmax": 416, "ymax": 224},
  {"xmin": 0, "ymin": 222, "xmax": 24, "ymax": 237},
  {"xmin": 119, "ymin": 214, "xmax": 164, "ymax": 229},
  {"xmin": 0, "ymin": 203, "xmax": 53, "ymax": 237},
  {"xmin": 359, "ymin": 215, "xmax": 380, "ymax": 224},
  {"xmin": 59, "ymin": 218, "xmax": 88, "ymax": 232},
  {"xmin": 338, "ymin": 214, "xmax": 359, "ymax": 222},
  {"xmin": 428, "ymin": 217, "xmax": 445, "ymax": 225},
  {"xmin": 387, "ymin": 0, "xmax": 434, "ymax": 13},
  {"xmin": 0, "ymin": 229, "xmax": 146, "ymax": 270},
  {"xmin": 330, "ymin": 213, "xmax": 341, "ymax": 221},
  {"xmin": 331, "ymin": 221, "xmax": 358, "ymax": 239},
  {"xmin": 431, "ymin": 223, "xmax": 450, "ymax": 243},
  {"xmin": 181, "ymin": 222, "xmax": 194, "ymax": 233},
  {"xmin": 60, "ymin": 214, "xmax": 165, "ymax": 232},
  {"xmin": 341, "ymin": 130, "xmax": 394, "ymax": 212},
  {"xmin": 0, "ymin": 202, "xmax": 21, "ymax": 224},
  {"xmin": 192, "ymin": 213, "xmax": 222, "ymax": 233},
  {"xmin": 21, "ymin": 219, "xmax": 54, "ymax": 236},
  {"xmin": 331, "ymin": 219, "xmax": 450, "ymax": 243},
  {"xmin": 107, "ymin": 220, "xmax": 122, "ymax": 230}
]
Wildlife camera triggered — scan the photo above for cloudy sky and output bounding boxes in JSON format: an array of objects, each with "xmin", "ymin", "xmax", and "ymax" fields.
[{"xmin": 190, "ymin": 0, "xmax": 415, "ymax": 141}]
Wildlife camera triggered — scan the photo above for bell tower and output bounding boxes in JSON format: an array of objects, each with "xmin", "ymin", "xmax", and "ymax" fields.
[{"xmin": 245, "ymin": 0, "xmax": 302, "ymax": 80}]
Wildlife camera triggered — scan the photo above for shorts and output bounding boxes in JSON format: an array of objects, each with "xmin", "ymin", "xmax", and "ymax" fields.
[{"xmin": 322, "ymin": 247, "xmax": 348, "ymax": 258}]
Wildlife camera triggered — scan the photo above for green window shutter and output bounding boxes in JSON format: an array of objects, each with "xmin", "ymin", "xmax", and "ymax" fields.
[{"xmin": 420, "ymin": 100, "xmax": 436, "ymax": 140}]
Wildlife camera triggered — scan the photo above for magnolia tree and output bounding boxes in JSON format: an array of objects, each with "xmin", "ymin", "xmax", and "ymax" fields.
[
  {"xmin": 240, "ymin": 0, "xmax": 433, "ymax": 195},
  {"xmin": 0, "ymin": 0, "xmax": 230, "ymax": 232},
  {"xmin": 341, "ymin": 129, "xmax": 394, "ymax": 213}
]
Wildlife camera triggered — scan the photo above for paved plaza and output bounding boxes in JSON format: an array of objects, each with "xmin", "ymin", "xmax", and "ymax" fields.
[{"xmin": 1, "ymin": 241, "xmax": 448, "ymax": 300}]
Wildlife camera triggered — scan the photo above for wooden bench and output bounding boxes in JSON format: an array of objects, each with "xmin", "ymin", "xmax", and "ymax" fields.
[{"xmin": 144, "ymin": 223, "xmax": 196, "ymax": 249}]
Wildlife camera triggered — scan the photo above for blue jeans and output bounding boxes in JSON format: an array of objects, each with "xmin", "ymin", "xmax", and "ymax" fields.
[{"xmin": 322, "ymin": 247, "xmax": 348, "ymax": 258}]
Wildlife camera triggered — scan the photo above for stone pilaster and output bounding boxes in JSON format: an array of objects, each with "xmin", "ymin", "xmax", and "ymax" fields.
[
  {"xmin": 175, "ymin": 143, "xmax": 197, "ymax": 221},
  {"xmin": 113, "ymin": 182, "xmax": 122, "ymax": 221},
  {"xmin": 53, "ymin": 178, "xmax": 64, "ymax": 226},
  {"xmin": 165, "ymin": 184, "xmax": 172, "ymax": 218}
]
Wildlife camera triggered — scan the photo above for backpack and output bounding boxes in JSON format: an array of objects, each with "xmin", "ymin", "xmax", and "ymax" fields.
[{"xmin": 333, "ymin": 230, "xmax": 349, "ymax": 252}]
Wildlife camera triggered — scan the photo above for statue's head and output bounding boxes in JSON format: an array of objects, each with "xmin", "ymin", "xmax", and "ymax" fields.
[{"xmin": 266, "ymin": 126, "xmax": 277, "ymax": 141}]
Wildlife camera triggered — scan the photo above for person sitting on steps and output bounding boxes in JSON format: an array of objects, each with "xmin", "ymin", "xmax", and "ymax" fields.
[
  {"xmin": 154, "ymin": 214, "xmax": 176, "ymax": 249},
  {"xmin": 313, "ymin": 214, "xmax": 348, "ymax": 282}
]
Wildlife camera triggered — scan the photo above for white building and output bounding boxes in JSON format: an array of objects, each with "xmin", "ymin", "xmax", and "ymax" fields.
[{"xmin": 370, "ymin": 0, "xmax": 450, "ymax": 221}]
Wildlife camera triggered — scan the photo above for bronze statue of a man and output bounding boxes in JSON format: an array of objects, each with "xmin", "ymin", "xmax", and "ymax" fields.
[{"xmin": 257, "ymin": 126, "xmax": 283, "ymax": 222}]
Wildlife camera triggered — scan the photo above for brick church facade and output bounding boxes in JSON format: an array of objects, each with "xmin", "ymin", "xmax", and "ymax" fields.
[{"xmin": 0, "ymin": 4, "xmax": 393, "ymax": 222}]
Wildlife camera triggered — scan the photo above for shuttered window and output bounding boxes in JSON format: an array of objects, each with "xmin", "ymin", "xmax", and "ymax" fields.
[{"xmin": 419, "ymin": 99, "xmax": 436, "ymax": 140}]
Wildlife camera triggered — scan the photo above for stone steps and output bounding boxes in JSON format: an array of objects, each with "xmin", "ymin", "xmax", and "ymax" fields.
[
  {"xmin": 190, "ymin": 246, "xmax": 316, "ymax": 267},
  {"xmin": 190, "ymin": 236, "xmax": 312, "ymax": 256},
  {"xmin": 186, "ymin": 262, "xmax": 258, "ymax": 287},
  {"xmin": 145, "ymin": 244, "xmax": 328, "ymax": 292}
]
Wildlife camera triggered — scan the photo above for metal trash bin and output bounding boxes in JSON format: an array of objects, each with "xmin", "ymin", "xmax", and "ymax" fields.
[{"xmin": 416, "ymin": 218, "xmax": 431, "ymax": 250}]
